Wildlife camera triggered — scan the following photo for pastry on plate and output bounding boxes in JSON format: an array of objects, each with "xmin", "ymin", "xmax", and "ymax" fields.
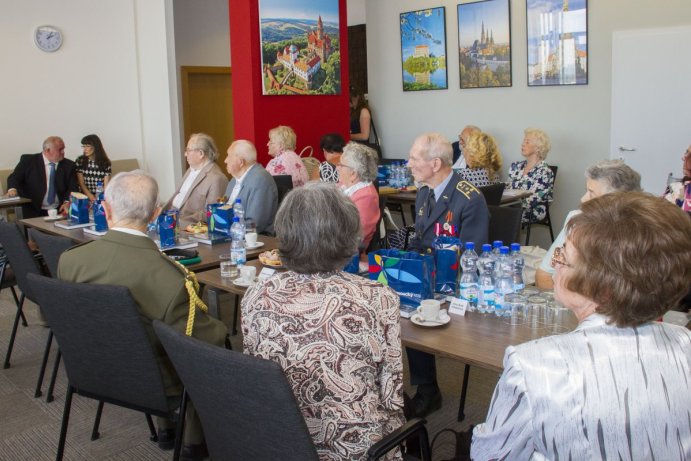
[
  {"xmin": 258, "ymin": 249, "xmax": 282, "ymax": 267},
  {"xmin": 185, "ymin": 222, "xmax": 208, "ymax": 234}
]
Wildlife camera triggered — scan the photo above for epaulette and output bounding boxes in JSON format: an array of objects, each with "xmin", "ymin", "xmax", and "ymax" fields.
[
  {"xmin": 62, "ymin": 240, "xmax": 94, "ymax": 252},
  {"xmin": 456, "ymin": 180, "xmax": 481, "ymax": 199}
]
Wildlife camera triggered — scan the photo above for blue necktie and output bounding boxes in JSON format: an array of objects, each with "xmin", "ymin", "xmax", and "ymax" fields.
[{"xmin": 47, "ymin": 162, "xmax": 56, "ymax": 205}]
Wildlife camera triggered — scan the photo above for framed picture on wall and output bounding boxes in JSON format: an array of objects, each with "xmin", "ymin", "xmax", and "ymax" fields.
[
  {"xmin": 526, "ymin": 0, "xmax": 588, "ymax": 86},
  {"xmin": 457, "ymin": 0, "xmax": 512, "ymax": 89},
  {"xmin": 258, "ymin": 0, "xmax": 341, "ymax": 95},
  {"xmin": 400, "ymin": 7, "xmax": 448, "ymax": 92}
]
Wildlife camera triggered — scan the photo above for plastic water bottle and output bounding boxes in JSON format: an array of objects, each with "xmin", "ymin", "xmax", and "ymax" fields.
[
  {"xmin": 233, "ymin": 198, "xmax": 245, "ymax": 231},
  {"xmin": 494, "ymin": 246, "xmax": 514, "ymax": 317},
  {"xmin": 459, "ymin": 242, "xmax": 479, "ymax": 309},
  {"xmin": 491, "ymin": 240, "xmax": 503, "ymax": 258},
  {"xmin": 477, "ymin": 244, "xmax": 495, "ymax": 314},
  {"xmin": 230, "ymin": 217, "xmax": 246, "ymax": 266},
  {"xmin": 510, "ymin": 243, "xmax": 525, "ymax": 292},
  {"xmin": 95, "ymin": 181, "xmax": 104, "ymax": 201}
]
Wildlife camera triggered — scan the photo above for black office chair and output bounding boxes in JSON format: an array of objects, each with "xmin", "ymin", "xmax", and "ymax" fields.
[
  {"xmin": 0, "ymin": 222, "xmax": 44, "ymax": 369},
  {"xmin": 366, "ymin": 195, "xmax": 389, "ymax": 253},
  {"xmin": 154, "ymin": 321, "xmax": 431, "ymax": 461},
  {"xmin": 28, "ymin": 229, "xmax": 76, "ymax": 401},
  {"xmin": 488, "ymin": 205, "xmax": 523, "ymax": 245},
  {"xmin": 29, "ymin": 275, "xmax": 185, "ymax": 461},
  {"xmin": 273, "ymin": 174, "xmax": 294, "ymax": 206},
  {"xmin": 524, "ymin": 165, "xmax": 558, "ymax": 245},
  {"xmin": 479, "ymin": 182, "xmax": 505, "ymax": 206}
]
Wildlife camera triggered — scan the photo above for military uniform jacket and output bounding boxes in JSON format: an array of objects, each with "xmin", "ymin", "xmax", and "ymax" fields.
[
  {"xmin": 409, "ymin": 171, "xmax": 489, "ymax": 251},
  {"xmin": 57, "ymin": 230, "xmax": 228, "ymax": 394}
]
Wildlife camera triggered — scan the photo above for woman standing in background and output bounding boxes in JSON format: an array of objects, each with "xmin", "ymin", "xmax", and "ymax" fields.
[{"xmin": 76, "ymin": 134, "xmax": 111, "ymax": 201}]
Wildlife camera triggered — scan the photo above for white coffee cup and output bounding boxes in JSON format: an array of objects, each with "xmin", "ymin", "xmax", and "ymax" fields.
[
  {"xmin": 239, "ymin": 265, "xmax": 256, "ymax": 283},
  {"xmin": 418, "ymin": 299, "xmax": 441, "ymax": 321},
  {"xmin": 245, "ymin": 232, "xmax": 258, "ymax": 247},
  {"xmin": 47, "ymin": 209, "xmax": 58, "ymax": 219}
]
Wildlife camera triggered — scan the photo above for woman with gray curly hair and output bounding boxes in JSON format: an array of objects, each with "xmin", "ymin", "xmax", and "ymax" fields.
[
  {"xmin": 337, "ymin": 142, "xmax": 380, "ymax": 250},
  {"xmin": 241, "ymin": 182, "xmax": 405, "ymax": 461}
]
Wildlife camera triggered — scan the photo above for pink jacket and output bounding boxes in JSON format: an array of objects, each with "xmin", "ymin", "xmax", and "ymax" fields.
[{"xmin": 350, "ymin": 184, "xmax": 380, "ymax": 250}]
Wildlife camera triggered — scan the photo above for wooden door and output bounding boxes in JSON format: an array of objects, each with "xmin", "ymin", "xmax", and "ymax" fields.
[{"xmin": 181, "ymin": 66, "xmax": 234, "ymax": 177}]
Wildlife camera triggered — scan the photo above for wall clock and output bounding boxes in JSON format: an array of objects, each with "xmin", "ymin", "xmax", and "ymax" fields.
[{"xmin": 34, "ymin": 25, "xmax": 63, "ymax": 52}]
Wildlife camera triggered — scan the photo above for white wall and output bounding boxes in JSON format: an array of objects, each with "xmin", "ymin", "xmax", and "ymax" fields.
[
  {"xmin": 366, "ymin": 0, "xmax": 691, "ymax": 246},
  {"xmin": 0, "ymin": 0, "xmax": 181, "ymax": 198},
  {"xmin": 173, "ymin": 0, "xmax": 231, "ymax": 66},
  {"xmin": 347, "ymin": 0, "xmax": 367, "ymax": 25}
]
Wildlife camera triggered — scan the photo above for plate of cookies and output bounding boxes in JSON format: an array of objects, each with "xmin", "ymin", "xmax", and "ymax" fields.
[{"xmin": 258, "ymin": 249, "xmax": 283, "ymax": 268}]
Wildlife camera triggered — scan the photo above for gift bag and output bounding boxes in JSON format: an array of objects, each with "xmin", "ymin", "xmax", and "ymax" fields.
[
  {"xmin": 207, "ymin": 203, "xmax": 233, "ymax": 235},
  {"xmin": 69, "ymin": 192, "xmax": 90, "ymax": 224},
  {"xmin": 93, "ymin": 200, "xmax": 108, "ymax": 232},
  {"xmin": 368, "ymin": 249, "xmax": 435, "ymax": 307},
  {"xmin": 343, "ymin": 253, "xmax": 360, "ymax": 274},
  {"xmin": 158, "ymin": 209, "xmax": 178, "ymax": 248},
  {"xmin": 433, "ymin": 235, "xmax": 461, "ymax": 295}
]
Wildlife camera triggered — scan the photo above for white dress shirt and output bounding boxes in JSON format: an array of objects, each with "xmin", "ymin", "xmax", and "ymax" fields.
[
  {"xmin": 471, "ymin": 314, "xmax": 691, "ymax": 460},
  {"xmin": 228, "ymin": 164, "xmax": 255, "ymax": 204},
  {"xmin": 171, "ymin": 162, "xmax": 208, "ymax": 209}
]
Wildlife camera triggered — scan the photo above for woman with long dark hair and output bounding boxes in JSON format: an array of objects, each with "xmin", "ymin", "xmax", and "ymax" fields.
[{"xmin": 76, "ymin": 134, "xmax": 112, "ymax": 201}]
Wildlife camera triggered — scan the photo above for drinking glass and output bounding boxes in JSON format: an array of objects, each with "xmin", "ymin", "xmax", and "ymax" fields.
[
  {"xmin": 503, "ymin": 294, "xmax": 527, "ymax": 325},
  {"xmin": 219, "ymin": 254, "xmax": 238, "ymax": 279},
  {"xmin": 527, "ymin": 295, "xmax": 547, "ymax": 329}
]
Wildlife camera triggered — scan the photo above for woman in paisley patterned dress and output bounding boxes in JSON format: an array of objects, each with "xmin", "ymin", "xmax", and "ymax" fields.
[
  {"xmin": 242, "ymin": 182, "xmax": 405, "ymax": 461},
  {"xmin": 457, "ymin": 131, "xmax": 503, "ymax": 187},
  {"xmin": 265, "ymin": 125, "xmax": 308, "ymax": 188},
  {"xmin": 508, "ymin": 128, "xmax": 555, "ymax": 223},
  {"xmin": 75, "ymin": 134, "xmax": 112, "ymax": 201},
  {"xmin": 472, "ymin": 192, "xmax": 691, "ymax": 460}
]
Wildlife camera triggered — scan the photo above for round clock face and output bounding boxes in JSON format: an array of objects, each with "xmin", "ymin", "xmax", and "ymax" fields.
[{"xmin": 34, "ymin": 25, "xmax": 63, "ymax": 52}]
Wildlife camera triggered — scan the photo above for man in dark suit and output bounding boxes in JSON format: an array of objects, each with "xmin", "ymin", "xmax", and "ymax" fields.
[
  {"xmin": 7, "ymin": 136, "xmax": 78, "ymax": 218},
  {"xmin": 224, "ymin": 140, "xmax": 278, "ymax": 234},
  {"xmin": 407, "ymin": 132, "xmax": 489, "ymax": 417},
  {"xmin": 58, "ymin": 171, "xmax": 227, "ymax": 461}
]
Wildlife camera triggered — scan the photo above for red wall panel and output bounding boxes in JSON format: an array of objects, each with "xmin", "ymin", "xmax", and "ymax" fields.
[{"xmin": 229, "ymin": 0, "xmax": 350, "ymax": 165}]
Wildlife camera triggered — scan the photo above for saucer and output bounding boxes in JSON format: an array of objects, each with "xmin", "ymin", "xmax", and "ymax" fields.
[
  {"xmin": 232, "ymin": 277, "xmax": 255, "ymax": 287},
  {"xmin": 44, "ymin": 216, "xmax": 66, "ymax": 222},
  {"xmin": 410, "ymin": 313, "xmax": 451, "ymax": 327},
  {"xmin": 246, "ymin": 242, "xmax": 264, "ymax": 249}
]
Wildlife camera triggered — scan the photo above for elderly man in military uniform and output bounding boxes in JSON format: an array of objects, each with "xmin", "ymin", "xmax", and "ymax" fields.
[
  {"xmin": 58, "ymin": 170, "xmax": 227, "ymax": 461},
  {"xmin": 406, "ymin": 133, "xmax": 489, "ymax": 417}
]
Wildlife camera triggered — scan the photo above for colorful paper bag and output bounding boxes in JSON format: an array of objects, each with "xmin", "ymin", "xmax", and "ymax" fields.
[
  {"xmin": 158, "ymin": 209, "xmax": 178, "ymax": 248},
  {"xmin": 207, "ymin": 203, "xmax": 233, "ymax": 235},
  {"xmin": 368, "ymin": 249, "xmax": 435, "ymax": 307},
  {"xmin": 93, "ymin": 201, "xmax": 108, "ymax": 232},
  {"xmin": 433, "ymin": 235, "xmax": 461, "ymax": 294},
  {"xmin": 69, "ymin": 193, "xmax": 90, "ymax": 224}
]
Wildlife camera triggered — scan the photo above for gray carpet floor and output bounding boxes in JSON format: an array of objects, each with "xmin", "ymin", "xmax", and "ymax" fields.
[{"xmin": 0, "ymin": 287, "xmax": 499, "ymax": 460}]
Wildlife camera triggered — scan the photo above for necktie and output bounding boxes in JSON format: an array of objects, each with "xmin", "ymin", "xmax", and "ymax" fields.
[
  {"xmin": 427, "ymin": 189, "xmax": 436, "ymax": 217},
  {"xmin": 47, "ymin": 162, "xmax": 56, "ymax": 205}
]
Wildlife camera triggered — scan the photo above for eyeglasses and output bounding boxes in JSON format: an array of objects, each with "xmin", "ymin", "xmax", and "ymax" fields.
[
  {"xmin": 551, "ymin": 246, "xmax": 573, "ymax": 269},
  {"xmin": 185, "ymin": 148, "xmax": 201, "ymax": 154}
]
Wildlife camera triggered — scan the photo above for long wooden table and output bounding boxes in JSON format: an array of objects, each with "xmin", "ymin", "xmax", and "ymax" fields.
[
  {"xmin": 381, "ymin": 188, "xmax": 532, "ymax": 207},
  {"xmin": 19, "ymin": 217, "xmax": 278, "ymax": 273},
  {"xmin": 195, "ymin": 259, "xmax": 576, "ymax": 372}
]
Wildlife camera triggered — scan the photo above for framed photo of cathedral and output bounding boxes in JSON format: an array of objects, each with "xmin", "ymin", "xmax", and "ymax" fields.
[
  {"xmin": 400, "ymin": 7, "xmax": 448, "ymax": 92},
  {"xmin": 526, "ymin": 0, "xmax": 588, "ymax": 86},
  {"xmin": 258, "ymin": 0, "xmax": 341, "ymax": 95},
  {"xmin": 457, "ymin": 0, "xmax": 512, "ymax": 89}
]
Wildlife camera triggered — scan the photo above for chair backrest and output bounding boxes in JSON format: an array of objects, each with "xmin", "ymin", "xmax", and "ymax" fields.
[
  {"xmin": 154, "ymin": 321, "xmax": 319, "ymax": 461},
  {"xmin": 0, "ymin": 222, "xmax": 43, "ymax": 301},
  {"xmin": 28, "ymin": 229, "xmax": 75, "ymax": 278},
  {"xmin": 273, "ymin": 174, "xmax": 294, "ymax": 206},
  {"xmin": 488, "ymin": 205, "xmax": 522, "ymax": 244},
  {"xmin": 28, "ymin": 274, "xmax": 170, "ymax": 413},
  {"xmin": 451, "ymin": 140, "xmax": 462, "ymax": 164},
  {"xmin": 366, "ymin": 195, "xmax": 388, "ymax": 253},
  {"xmin": 479, "ymin": 182, "xmax": 506, "ymax": 206}
]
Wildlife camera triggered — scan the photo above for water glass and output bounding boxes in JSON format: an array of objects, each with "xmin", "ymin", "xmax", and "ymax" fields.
[
  {"xmin": 527, "ymin": 295, "xmax": 547, "ymax": 329},
  {"xmin": 540, "ymin": 291, "xmax": 555, "ymax": 302},
  {"xmin": 503, "ymin": 293, "xmax": 527, "ymax": 325},
  {"xmin": 519, "ymin": 287, "xmax": 539, "ymax": 298},
  {"xmin": 220, "ymin": 254, "xmax": 238, "ymax": 279}
]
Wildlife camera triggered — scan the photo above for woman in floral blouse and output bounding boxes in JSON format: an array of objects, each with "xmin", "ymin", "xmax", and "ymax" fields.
[
  {"xmin": 265, "ymin": 125, "xmax": 308, "ymax": 188},
  {"xmin": 508, "ymin": 128, "xmax": 555, "ymax": 223},
  {"xmin": 457, "ymin": 131, "xmax": 503, "ymax": 187},
  {"xmin": 242, "ymin": 182, "xmax": 405, "ymax": 461}
]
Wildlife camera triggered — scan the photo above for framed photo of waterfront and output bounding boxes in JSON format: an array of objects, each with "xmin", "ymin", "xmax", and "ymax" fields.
[
  {"xmin": 458, "ymin": 0, "xmax": 512, "ymax": 89},
  {"xmin": 400, "ymin": 7, "xmax": 448, "ymax": 92},
  {"xmin": 526, "ymin": 0, "xmax": 588, "ymax": 86},
  {"xmin": 258, "ymin": 0, "xmax": 341, "ymax": 95}
]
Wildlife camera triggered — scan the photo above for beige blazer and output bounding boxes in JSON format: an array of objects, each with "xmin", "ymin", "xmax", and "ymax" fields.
[{"xmin": 165, "ymin": 161, "xmax": 228, "ymax": 228}]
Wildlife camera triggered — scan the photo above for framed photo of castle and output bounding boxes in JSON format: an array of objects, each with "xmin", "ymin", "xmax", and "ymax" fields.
[
  {"xmin": 526, "ymin": 0, "xmax": 588, "ymax": 86},
  {"xmin": 457, "ymin": 0, "xmax": 512, "ymax": 89},
  {"xmin": 400, "ymin": 7, "xmax": 448, "ymax": 92},
  {"xmin": 258, "ymin": 0, "xmax": 341, "ymax": 95}
]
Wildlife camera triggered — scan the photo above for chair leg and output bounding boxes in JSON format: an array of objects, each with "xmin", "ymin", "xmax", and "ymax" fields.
[
  {"xmin": 225, "ymin": 335, "xmax": 233, "ymax": 350},
  {"xmin": 46, "ymin": 350, "xmax": 62, "ymax": 403},
  {"xmin": 3, "ymin": 294, "xmax": 25, "ymax": 369},
  {"xmin": 457, "ymin": 364, "xmax": 471, "ymax": 422},
  {"xmin": 173, "ymin": 391, "xmax": 188, "ymax": 461},
  {"xmin": 91, "ymin": 401, "xmax": 105, "ymax": 441},
  {"xmin": 56, "ymin": 386, "xmax": 74, "ymax": 461},
  {"xmin": 19, "ymin": 310, "xmax": 28, "ymax": 327},
  {"xmin": 145, "ymin": 413, "xmax": 157, "ymax": 441},
  {"xmin": 524, "ymin": 221, "xmax": 531, "ymax": 245},
  {"xmin": 419, "ymin": 425, "xmax": 432, "ymax": 461},
  {"xmin": 34, "ymin": 330, "xmax": 54, "ymax": 397},
  {"xmin": 546, "ymin": 208, "xmax": 555, "ymax": 242},
  {"xmin": 231, "ymin": 294, "xmax": 240, "ymax": 336}
]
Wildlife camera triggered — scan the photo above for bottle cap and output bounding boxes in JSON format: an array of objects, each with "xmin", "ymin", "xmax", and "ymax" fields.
[
  {"xmin": 493, "ymin": 240, "xmax": 503, "ymax": 248},
  {"xmin": 465, "ymin": 242, "xmax": 475, "ymax": 250},
  {"xmin": 500, "ymin": 246, "xmax": 509, "ymax": 254},
  {"xmin": 510, "ymin": 243, "xmax": 521, "ymax": 251},
  {"xmin": 232, "ymin": 216, "xmax": 240, "ymax": 222},
  {"xmin": 235, "ymin": 198, "xmax": 242, "ymax": 204},
  {"xmin": 482, "ymin": 243, "xmax": 492, "ymax": 251}
]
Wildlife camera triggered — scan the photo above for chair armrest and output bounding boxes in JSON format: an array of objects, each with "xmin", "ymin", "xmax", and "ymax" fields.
[{"xmin": 366, "ymin": 417, "xmax": 430, "ymax": 461}]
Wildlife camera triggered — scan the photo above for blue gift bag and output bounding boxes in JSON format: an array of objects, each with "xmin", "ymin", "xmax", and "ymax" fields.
[
  {"xmin": 158, "ymin": 210, "xmax": 178, "ymax": 248},
  {"xmin": 433, "ymin": 235, "xmax": 461, "ymax": 295},
  {"xmin": 368, "ymin": 249, "xmax": 435, "ymax": 307},
  {"xmin": 93, "ymin": 201, "xmax": 108, "ymax": 232},
  {"xmin": 69, "ymin": 194, "xmax": 90, "ymax": 224},
  {"xmin": 207, "ymin": 203, "xmax": 233, "ymax": 235}
]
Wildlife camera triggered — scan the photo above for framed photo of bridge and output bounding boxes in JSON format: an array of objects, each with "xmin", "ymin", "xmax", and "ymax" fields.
[
  {"xmin": 457, "ymin": 0, "xmax": 512, "ymax": 89},
  {"xmin": 258, "ymin": 0, "xmax": 341, "ymax": 95},
  {"xmin": 526, "ymin": 0, "xmax": 588, "ymax": 86},
  {"xmin": 400, "ymin": 7, "xmax": 448, "ymax": 92}
]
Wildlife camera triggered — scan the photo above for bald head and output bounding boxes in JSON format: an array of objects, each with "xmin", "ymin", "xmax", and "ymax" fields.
[
  {"xmin": 225, "ymin": 140, "xmax": 257, "ymax": 177},
  {"xmin": 104, "ymin": 170, "xmax": 159, "ymax": 229}
]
